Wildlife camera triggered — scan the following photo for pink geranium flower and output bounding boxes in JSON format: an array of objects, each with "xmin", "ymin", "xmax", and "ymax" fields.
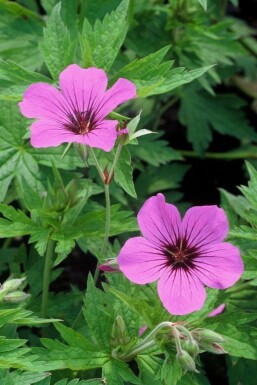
[
  {"xmin": 117, "ymin": 194, "xmax": 244, "ymax": 315},
  {"xmin": 19, "ymin": 64, "xmax": 136, "ymax": 151}
]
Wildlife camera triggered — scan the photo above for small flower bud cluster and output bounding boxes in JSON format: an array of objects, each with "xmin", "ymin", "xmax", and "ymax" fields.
[
  {"xmin": 192, "ymin": 329, "xmax": 226, "ymax": 354},
  {"xmin": 171, "ymin": 324, "xmax": 226, "ymax": 373},
  {"xmin": 111, "ymin": 315, "xmax": 130, "ymax": 349},
  {"xmin": 0, "ymin": 277, "xmax": 30, "ymax": 303}
]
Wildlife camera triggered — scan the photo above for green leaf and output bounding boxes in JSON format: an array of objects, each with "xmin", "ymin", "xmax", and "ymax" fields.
[
  {"xmin": 114, "ymin": 147, "xmax": 137, "ymax": 198},
  {"xmin": 0, "ymin": 60, "xmax": 52, "ymax": 100},
  {"xmin": 228, "ymin": 358, "xmax": 257, "ymax": 385},
  {"xmin": 0, "ymin": 1, "xmax": 43, "ymax": 71},
  {"xmin": 40, "ymin": 2, "xmax": 76, "ymax": 80},
  {"xmin": 83, "ymin": 275, "xmax": 115, "ymax": 352},
  {"xmin": 102, "ymin": 359, "xmax": 142, "ymax": 385},
  {"xmin": 112, "ymin": 45, "xmax": 212, "ymax": 97},
  {"xmin": 179, "ymin": 86, "xmax": 257, "ymax": 154},
  {"xmin": 195, "ymin": 0, "xmax": 207, "ymax": 11},
  {"xmin": 36, "ymin": 323, "xmax": 109, "ymax": 371},
  {"xmin": 80, "ymin": 0, "xmax": 129, "ymax": 70},
  {"xmin": 0, "ymin": 370, "xmax": 50, "ymax": 385},
  {"xmin": 130, "ymin": 132, "xmax": 182, "ymax": 167},
  {"xmin": 217, "ymin": 325, "xmax": 257, "ymax": 359}
]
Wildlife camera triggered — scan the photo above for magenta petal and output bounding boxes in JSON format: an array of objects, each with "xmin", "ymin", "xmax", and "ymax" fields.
[
  {"xmin": 192, "ymin": 242, "xmax": 244, "ymax": 289},
  {"xmin": 182, "ymin": 206, "xmax": 229, "ymax": 249},
  {"xmin": 30, "ymin": 120, "xmax": 78, "ymax": 147},
  {"xmin": 117, "ymin": 236, "xmax": 165, "ymax": 284},
  {"xmin": 137, "ymin": 193, "xmax": 181, "ymax": 247},
  {"xmin": 74, "ymin": 119, "xmax": 118, "ymax": 151},
  {"xmin": 96, "ymin": 78, "xmax": 136, "ymax": 120},
  {"xmin": 208, "ymin": 304, "xmax": 226, "ymax": 317},
  {"xmin": 59, "ymin": 64, "xmax": 108, "ymax": 114},
  {"xmin": 19, "ymin": 82, "xmax": 69, "ymax": 121},
  {"xmin": 157, "ymin": 268, "xmax": 206, "ymax": 315}
]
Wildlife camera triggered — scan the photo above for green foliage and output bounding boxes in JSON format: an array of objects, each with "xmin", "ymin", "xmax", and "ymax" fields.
[
  {"xmin": 80, "ymin": 0, "xmax": 129, "ymax": 70},
  {"xmin": 40, "ymin": 3, "xmax": 77, "ymax": 80},
  {"xmin": 179, "ymin": 86, "xmax": 257, "ymax": 154}
]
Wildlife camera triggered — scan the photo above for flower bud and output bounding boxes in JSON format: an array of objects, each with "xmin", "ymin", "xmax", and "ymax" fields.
[
  {"xmin": 1, "ymin": 278, "xmax": 26, "ymax": 293},
  {"xmin": 192, "ymin": 329, "xmax": 225, "ymax": 344},
  {"xmin": 4, "ymin": 291, "xmax": 30, "ymax": 303},
  {"xmin": 176, "ymin": 350, "xmax": 197, "ymax": 372},
  {"xmin": 183, "ymin": 339, "xmax": 199, "ymax": 357},
  {"xmin": 199, "ymin": 342, "xmax": 226, "ymax": 355}
]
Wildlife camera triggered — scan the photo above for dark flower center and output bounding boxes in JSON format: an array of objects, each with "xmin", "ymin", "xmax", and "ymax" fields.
[
  {"xmin": 163, "ymin": 238, "xmax": 198, "ymax": 270},
  {"xmin": 64, "ymin": 110, "xmax": 95, "ymax": 135}
]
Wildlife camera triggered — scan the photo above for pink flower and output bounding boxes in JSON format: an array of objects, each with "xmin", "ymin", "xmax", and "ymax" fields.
[
  {"xmin": 208, "ymin": 304, "xmax": 225, "ymax": 317},
  {"xmin": 117, "ymin": 194, "xmax": 244, "ymax": 316},
  {"xmin": 19, "ymin": 64, "xmax": 136, "ymax": 151}
]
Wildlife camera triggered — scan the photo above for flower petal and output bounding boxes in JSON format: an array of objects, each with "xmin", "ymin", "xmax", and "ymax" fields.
[
  {"xmin": 157, "ymin": 268, "xmax": 206, "ymax": 315},
  {"xmin": 137, "ymin": 193, "xmax": 182, "ymax": 247},
  {"xmin": 30, "ymin": 120, "xmax": 78, "ymax": 147},
  {"xmin": 95, "ymin": 78, "xmax": 136, "ymax": 120},
  {"xmin": 208, "ymin": 304, "xmax": 226, "ymax": 317},
  {"xmin": 117, "ymin": 236, "xmax": 166, "ymax": 284},
  {"xmin": 77, "ymin": 119, "xmax": 118, "ymax": 151},
  {"xmin": 192, "ymin": 242, "xmax": 244, "ymax": 289},
  {"xmin": 19, "ymin": 82, "xmax": 70, "ymax": 121},
  {"xmin": 59, "ymin": 64, "xmax": 108, "ymax": 115},
  {"xmin": 182, "ymin": 206, "xmax": 229, "ymax": 249}
]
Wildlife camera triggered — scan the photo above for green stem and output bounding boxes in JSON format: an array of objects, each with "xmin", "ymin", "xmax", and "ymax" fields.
[
  {"xmin": 42, "ymin": 239, "xmax": 55, "ymax": 318},
  {"xmin": 179, "ymin": 149, "xmax": 257, "ymax": 160},
  {"xmin": 128, "ymin": 0, "xmax": 135, "ymax": 25},
  {"xmin": 89, "ymin": 148, "xmax": 105, "ymax": 182},
  {"xmin": 119, "ymin": 321, "xmax": 174, "ymax": 361},
  {"xmin": 94, "ymin": 184, "xmax": 111, "ymax": 285},
  {"xmin": 108, "ymin": 141, "xmax": 123, "ymax": 183}
]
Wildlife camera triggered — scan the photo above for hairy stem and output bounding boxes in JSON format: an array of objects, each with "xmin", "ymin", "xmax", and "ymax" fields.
[
  {"xmin": 42, "ymin": 239, "xmax": 55, "ymax": 318},
  {"xmin": 119, "ymin": 321, "xmax": 174, "ymax": 361},
  {"xmin": 108, "ymin": 141, "xmax": 123, "ymax": 183}
]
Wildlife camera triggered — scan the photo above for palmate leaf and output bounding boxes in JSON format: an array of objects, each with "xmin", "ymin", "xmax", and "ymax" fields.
[
  {"xmin": 130, "ymin": 132, "xmax": 182, "ymax": 167},
  {"xmin": 0, "ymin": 369, "xmax": 50, "ymax": 385},
  {"xmin": 83, "ymin": 275, "xmax": 116, "ymax": 352},
  {"xmin": 80, "ymin": 0, "xmax": 129, "ymax": 71},
  {"xmin": 112, "ymin": 46, "xmax": 212, "ymax": 97},
  {"xmin": 40, "ymin": 2, "xmax": 77, "ymax": 80},
  {"xmin": 0, "ymin": 100, "xmax": 83, "ymax": 202},
  {"xmin": 179, "ymin": 86, "xmax": 257, "ymax": 154},
  {"xmin": 35, "ymin": 323, "xmax": 109, "ymax": 371},
  {"xmin": 53, "ymin": 379, "xmax": 102, "ymax": 385},
  {"xmin": 103, "ymin": 359, "xmax": 141, "ymax": 385},
  {"xmin": 0, "ymin": 60, "xmax": 52, "ymax": 101}
]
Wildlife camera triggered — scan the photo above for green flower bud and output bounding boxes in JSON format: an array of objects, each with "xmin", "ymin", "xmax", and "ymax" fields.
[
  {"xmin": 4, "ymin": 291, "xmax": 30, "ymax": 303},
  {"xmin": 193, "ymin": 329, "xmax": 225, "ymax": 344},
  {"xmin": 176, "ymin": 350, "xmax": 197, "ymax": 372},
  {"xmin": 199, "ymin": 341, "xmax": 226, "ymax": 355},
  {"xmin": 183, "ymin": 339, "xmax": 199, "ymax": 357},
  {"xmin": 1, "ymin": 278, "xmax": 26, "ymax": 293}
]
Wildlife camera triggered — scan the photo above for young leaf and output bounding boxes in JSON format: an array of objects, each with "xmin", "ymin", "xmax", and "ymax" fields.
[
  {"xmin": 80, "ymin": 0, "xmax": 129, "ymax": 70},
  {"xmin": 40, "ymin": 3, "xmax": 76, "ymax": 80},
  {"xmin": 114, "ymin": 147, "xmax": 137, "ymax": 198}
]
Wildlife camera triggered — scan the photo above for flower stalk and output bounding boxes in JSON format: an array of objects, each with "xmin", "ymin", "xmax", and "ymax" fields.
[
  {"xmin": 118, "ymin": 321, "xmax": 174, "ymax": 361},
  {"xmin": 42, "ymin": 239, "xmax": 55, "ymax": 318}
]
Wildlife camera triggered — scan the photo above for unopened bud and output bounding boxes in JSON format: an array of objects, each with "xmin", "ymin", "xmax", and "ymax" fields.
[
  {"xmin": 76, "ymin": 143, "xmax": 89, "ymax": 164},
  {"xmin": 183, "ymin": 339, "xmax": 199, "ymax": 357},
  {"xmin": 176, "ymin": 350, "xmax": 197, "ymax": 372},
  {"xmin": 199, "ymin": 341, "xmax": 226, "ymax": 355},
  {"xmin": 4, "ymin": 291, "xmax": 30, "ymax": 303},
  {"xmin": 2, "ymin": 278, "xmax": 26, "ymax": 293},
  {"xmin": 192, "ymin": 329, "xmax": 225, "ymax": 344}
]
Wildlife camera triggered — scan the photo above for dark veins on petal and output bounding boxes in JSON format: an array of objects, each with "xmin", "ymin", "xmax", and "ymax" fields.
[
  {"xmin": 64, "ymin": 110, "xmax": 97, "ymax": 135},
  {"xmin": 163, "ymin": 237, "xmax": 199, "ymax": 271}
]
